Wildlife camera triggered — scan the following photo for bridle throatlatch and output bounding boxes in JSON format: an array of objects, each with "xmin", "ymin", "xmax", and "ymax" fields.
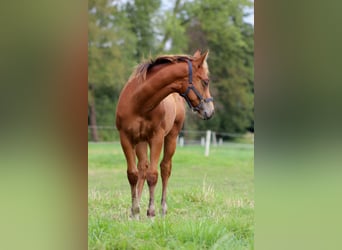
[{"xmin": 179, "ymin": 60, "xmax": 214, "ymax": 112}]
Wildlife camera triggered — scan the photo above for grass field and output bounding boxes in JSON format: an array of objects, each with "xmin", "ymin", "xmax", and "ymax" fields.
[{"xmin": 88, "ymin": 142, "xmax": 254, "ymax": 250}]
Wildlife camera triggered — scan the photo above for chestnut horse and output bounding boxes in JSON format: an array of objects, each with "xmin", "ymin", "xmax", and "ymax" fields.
[{"xmin": 116, "ymin": 50, "xmax": 214, "ymax": 218}]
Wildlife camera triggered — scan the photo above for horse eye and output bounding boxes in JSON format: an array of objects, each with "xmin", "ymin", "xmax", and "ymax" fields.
[{"xmin": 201, "ymin": 79, "xmax": 209, "ymax": 87}]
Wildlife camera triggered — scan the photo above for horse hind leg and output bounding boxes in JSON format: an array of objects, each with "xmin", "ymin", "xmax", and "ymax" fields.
[
  {"xmin": 136, "ymin": 142, "xmax": 148, "ymax": 202},
  {"xmin": 160, "ymin": 131, "xmax": 178, "ymax": 216},
  {"xmin": 146, "ymin": 133, "xmax": 164, "ymax": 217}
]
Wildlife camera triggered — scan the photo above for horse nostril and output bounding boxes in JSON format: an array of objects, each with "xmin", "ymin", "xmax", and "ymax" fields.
[
  {"xmin": 204, "ymin": 111, "xmax": 210, "ymax": 120},
  {"xmin": 203, "ymin": 110, "xmax": 214, "ymax": 120}
]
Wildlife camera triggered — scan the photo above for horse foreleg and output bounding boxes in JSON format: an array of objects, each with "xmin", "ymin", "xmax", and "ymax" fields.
[
  {"xmin": 160, "ymin": 132, "xmax": 178, "ymax": 216},
  {"xmin": 136, "ymin": 142, "xmax": 148, "ymax": 202},
  {"xmin": 119, "ymin": 133, "xmax": 139, "ymax": 218},
  {"xmin": 146, "ymin": 133, "xmax": 164, "ymax": 217}
]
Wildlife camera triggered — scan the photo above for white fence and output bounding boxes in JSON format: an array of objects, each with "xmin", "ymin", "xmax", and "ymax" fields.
[{"xmin": 88, "ymin": 126, "xmax": 254, "ymax": 156}]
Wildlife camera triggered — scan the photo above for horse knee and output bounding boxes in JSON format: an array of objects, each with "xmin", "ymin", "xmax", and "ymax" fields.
[
  {"xmin": 146, "ymin": 171, "xmax": 158, "ymax": 186},
  {"xmin": 127, "ymin": 170, "xmax": 138, "ymax": 186}
]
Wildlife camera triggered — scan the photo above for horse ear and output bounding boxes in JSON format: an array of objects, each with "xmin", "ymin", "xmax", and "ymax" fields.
[
  {"xmin": 202, "ymin": 50, "xmax": 209, "ymax": 63},
  {"xmin": 196, "ymin": 50, "xmax": 209, "ymax": 67},
  {"xmin": 193, "ymin": 49, "xmax": 201, "ymax": 58}
]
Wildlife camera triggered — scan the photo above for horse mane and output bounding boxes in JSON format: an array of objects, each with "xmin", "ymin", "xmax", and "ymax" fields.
[{"xmin": 129, "ymin": 54, "xmax": 193, "ymax": 83}]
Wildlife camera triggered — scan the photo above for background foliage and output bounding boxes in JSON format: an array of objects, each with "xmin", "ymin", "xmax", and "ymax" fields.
[{"xmin": 88, "ymin": 0, "xmax": 254, "ymax": 141}]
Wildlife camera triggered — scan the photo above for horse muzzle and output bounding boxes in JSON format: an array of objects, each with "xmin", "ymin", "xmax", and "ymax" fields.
[{"xmin": 197, "ymin": 101, "xmax": 214, "ymax": 120}]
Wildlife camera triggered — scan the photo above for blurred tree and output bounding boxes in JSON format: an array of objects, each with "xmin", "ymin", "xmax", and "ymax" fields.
[
  {"xmin": 125, "ymin": 0, "xmax": 161, "ymax": 60},
  {"xmin": 88, "ymin": 0, "xmax": 254, "ymax": 141},
  {"xmin": 156, "ymin": 0, "xmax": 188, "ymax": 53},
  {"xmin": 183, "ymin": 0, "xmax": 254, "ymax": 133},
  {"xmin": 88, "ymin": 0, "xmax": 136, "ymax": 140}
]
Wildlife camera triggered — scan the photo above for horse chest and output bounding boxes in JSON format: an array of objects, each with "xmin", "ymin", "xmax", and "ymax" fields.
[
  {"xmin": 126, "ymin": 117, "xmax": 162, "ymax": 143},
  {"xmin": 117, "ymin": 98, "xmax": 177, "ymax": 144}
]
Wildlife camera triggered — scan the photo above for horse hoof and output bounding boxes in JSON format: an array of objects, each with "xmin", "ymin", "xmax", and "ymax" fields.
[
  {"xmin": 161, "ymin": 204, "xmax": 167, "ymax": 216},
  {"xmin": 131, "ymin": 206, "xmax": 140, "ymax": 217},
  {"xmin": 129, "ymin": 213, "xmax": 140, "ymax": 220},
  {"xmin": 147, "ymin": 209, "xmax": 155, "ymax": 217}
]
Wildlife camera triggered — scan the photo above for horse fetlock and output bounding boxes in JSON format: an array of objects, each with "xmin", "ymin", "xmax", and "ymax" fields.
[
  {"xmin": 129, "ymin": 196, "xmax": 140, "ymax": 219},
  {"xmin": 130, "ymin": 212, "xmax": 140, "ymax": 220},
  {"xmin": 131, "ymin": 204, "xmax": 140, "ymax": 217},
  {"xmin": 161, "ymin": 203, "xmax": 168, "ymax": 216},
  {"xmin": 147, "ymin": 208, "xmax": 155, "ymax": 217},
  {"xmin": 147, "ymin": 202, "xmax": 156, "ymax": 217}
]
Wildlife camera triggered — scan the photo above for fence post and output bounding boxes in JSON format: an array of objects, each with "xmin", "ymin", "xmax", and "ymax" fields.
[
  {"xmin": 212, "ymin": 131, "xmax": 217, "ymax": 146},
  {"xmin": 204, "ymin": 130, "xmax": 211, "ymax": 157},
  {"xmin": 179, "ymin": 136, "xmax": 184, "ymax": 147}
]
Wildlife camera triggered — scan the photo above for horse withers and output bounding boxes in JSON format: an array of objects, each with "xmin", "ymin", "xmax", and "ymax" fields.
[{"xmin": 115, "ymin": 50, "xmax": 214, "ymax": 218}]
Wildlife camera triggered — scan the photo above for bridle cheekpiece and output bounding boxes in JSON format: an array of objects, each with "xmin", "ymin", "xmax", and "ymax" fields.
[{"xmin": 179, "ymin": 60, "xmax": 214, "ymax": 112}]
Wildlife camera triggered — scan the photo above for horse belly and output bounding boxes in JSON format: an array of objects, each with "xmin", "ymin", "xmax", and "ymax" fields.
[{"xmin": 161, "ymin": 95, "xmax": 178, "ymax": 135}]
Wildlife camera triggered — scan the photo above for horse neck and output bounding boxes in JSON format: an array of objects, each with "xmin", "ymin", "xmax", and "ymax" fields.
[{"xmin": 134, "ymin": 62, "xmax": 188, "ymax": 113}]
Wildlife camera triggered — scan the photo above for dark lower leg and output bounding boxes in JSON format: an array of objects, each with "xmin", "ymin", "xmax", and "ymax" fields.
[
  {"xmin": 147, "ymin": 132, "xmax": 164, "ymax": 217},
  {"xmin": 160, "ymin": 133, "xmax": 177, "ymax": 216},
  {"xmin": 146, "ymin": 170, "xmax": 158, "ymax": 217},
  {"xmin": 127, "ymin": 169, "xmax": 139, "ymax": 217},
  {"xmin": 160, "ymin": 160, "xmax": 171, "ymax": 216}
]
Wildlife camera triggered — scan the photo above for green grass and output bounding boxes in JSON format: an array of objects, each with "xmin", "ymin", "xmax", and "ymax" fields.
[{"xmin": 89, "ymin": 142, "xmax": 254, "ymax": 249}]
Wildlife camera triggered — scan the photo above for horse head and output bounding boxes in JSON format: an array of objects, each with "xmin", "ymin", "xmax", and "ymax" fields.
[{"xmin": 179, "ymin": 50, "xmax": 215, "ymax": 120}]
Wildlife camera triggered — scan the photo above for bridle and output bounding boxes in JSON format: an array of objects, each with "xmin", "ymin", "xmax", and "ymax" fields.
[{"xmin": 179, "ymin": 60, "xmax": 214, "ymax": 112}]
